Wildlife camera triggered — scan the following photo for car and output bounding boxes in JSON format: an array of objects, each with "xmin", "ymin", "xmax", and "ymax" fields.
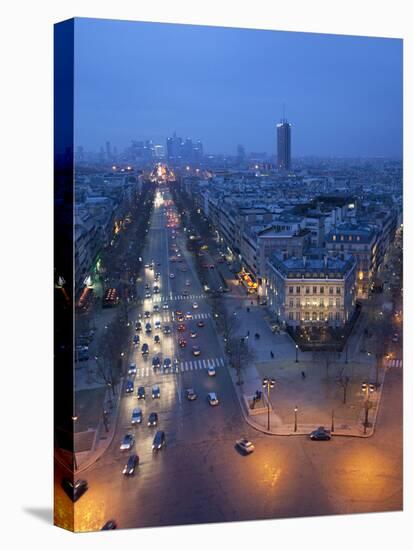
[
  {"xmin": 235, "ymin": 438, "xmax": 255, "ymax": 455},
  {"xmin": 152, "ymin": 430, "xmax": 166, "ymax": 451},
  {"xmin": 136, "ymin": 321, "xmax": 142, "ymax": 331},
  {"xmin": 178, "ymin": 324, "xmax": 186, "ymax": 332},
  {"xmin": 141, "ymin": 343, "xmax": 149, "ymax": 355},
  {"xmin": 154, "ymin": 334, "xmax": 161, "ymax": 344},
  {"xmin": 125, "ymin": 379, "xmax": 134, "ymax": 394},
  {"xmin": 185, "ymin": 312, "xmax": 193, "ymax": 320},
  {"xmin": 185, "ymin": 388, "xmax": 197, "ymax": 401},
  {"xmin": 175, "ymin": 310, "xmax": 183, "ymax": 316},
  {"xmin": 182, "ymin": 290, "xmax": 189, "ymax": 296},
  {"xmin": 169, "ymin": 273, "xmax": 175, "ymax": 279},
  {"xmin": 176, "ymin": 314, "xmax": 185, "ymax": 322},
  {"xmin": 152, "ymin": 385, "xmax": 161, "ymax": 399},
  {"xmin": 179, "ymin": 338, "xmax": 187, "ymax": 348},
  {"xmin": 185, "ymin": 280, "xmax": 191, "ymax": 286},
  {"xmin": 192, "ymin": 302, "xmax": 199, "ymax": 309},
  {"xmin": 122, "ymin": 454, "xmax": 139, "ymax": 475},
  {"xmin": 190, "ymin": 331, "xmax": 197, "ymax": 339},
  {"xmin": 163, "ymin": 325, "xmax": 171, "ymax": 335},
  {"xmin": 163, "ymin": 357, "xmax": 172, "ymax": 370},
  {"xmin": 62, "ymin": 478, "xmax": 88, "ymax": 502},
  {"xmin": 144, "ymin": 263, "xmax": 150, "ymax": 269},
  {"xmin": 120, "ymin": 433, "xmax": 135, "ymax": 450},
  {"xmin": 101, "ymin": 520, "xmax": 117, "ymax": 530},
  {"xmin": 153, "ymin": 304, "xmax": 160, "ymax": 312},
  {"xmin": 128, "ymin": 363, "xmax": 137, "ymax": 375},
  {"xmin": 155, "ymin": 320, "xmax": 161, "ymax": 330},
  {"xmin": 207, "ymin": 366, "xmax": 216, "ymax": 377},
  {"xmin": 153, "ymin": 286, "xmax": 160, "ymax": 294},
  {"xmin": 144, "ymin": 310, "xmax": 151, "ymax": 318},
  {"xmin": 207, "ymin": 392, "xmax": 219, "ymax": 406},
  {"xmin": 180, "ymin": 266, "xmax": 187, "ymax": 272},
  {"xmin": 310, "ymin": 427, "xmax": 331, "ymax": 441},
  {"xmin": 162, "ymin": 303, "xmax": 169, "ymax": 310},
  {"xmin": 145, "ymin": 322, "xmax": 152, "ymax": 333},
  {"xmin": 145, "ymin": 292, "xmax": 152, "ymax": 299},
  {"xmin": 192, "ymin": 346, "xmax": 201, "ymax": 356},
  {"xmin": 137, "ymin": 386, "xmax": 146, "ymax": 400},
  {"xmin": 152, "ymin": 356, "xmax": 161, "ymax": 368},
  {"xmin": 148, "ymin": 412, "xmax": 158, "ymax": 427},
  {"xmin": 133, "ymin": 334, "xmax": 140, "ymax": 346},
  {"xmin": 392, "ymin": 333, "xmax": 399, "ymax": 343},
  {"xmin": 131, "ymin": 408, "xmax": 143, "ymax": 424},
  {"xmin": 197, "ymin": 320, "xmax": 205, "ymax": 328}
]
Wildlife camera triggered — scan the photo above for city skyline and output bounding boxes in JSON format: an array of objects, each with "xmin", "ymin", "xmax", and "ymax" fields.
[{"xmin": 74, "ymin": 18, "xmax": 403, "ymax": 158}]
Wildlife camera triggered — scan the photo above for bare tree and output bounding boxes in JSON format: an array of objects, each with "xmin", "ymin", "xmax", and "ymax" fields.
[
  {"xmin": 336, "ymin": 367, "xmax": 350, "ymax": 404},
  {"xmin": 228, "ymin": 337, "xmax": 256, "ymax": 385}
]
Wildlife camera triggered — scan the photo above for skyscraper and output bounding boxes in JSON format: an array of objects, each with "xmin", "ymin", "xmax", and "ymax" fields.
[{"xmin": 276, "ymin": 119, "xmax": 292, "ymax": 170}]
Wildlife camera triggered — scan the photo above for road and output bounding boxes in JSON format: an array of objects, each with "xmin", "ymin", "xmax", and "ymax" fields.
[{"xmin": 56, "ymin": 184, "xmax": 402, "ymax": 532}]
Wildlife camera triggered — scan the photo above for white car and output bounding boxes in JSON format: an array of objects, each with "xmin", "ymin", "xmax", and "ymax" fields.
[
  {"xmin": 207, "ymin": 366, "xmax": 216, "ymax": 377},
  {"xmin": 185, "ymin": 312, "xmax": 193, "ymax": 320},
  {"xmin": 169, "ymin": 273, "xmax": 175, "ymax": 279},
  {"xmin": 162, "ymin": 303, "xmax": 169, "ymax": 310},
  {"xmin": 120, "ymin": 433, "xmax": 135, "ymax": 450},
  {"xmin": 128, "ymin": 363, "xmax": 137, "ymax": 375},
  {"xmin": 155, "ymin": 320, "xmax": 161, "ymax": 330},
  {"xmin": 192, "ymin": 302, "xmax": 199, "ymax": 309},
  {"xmin": 235, "ymin": 438, "xmax": 255, "ymax": 454},
  {"xmin": 207, "ymin": 392, "xmax": 219, "ymax": 406},
  {"xmin": 185, "ymin": 280, "xmax": 191, "ymax": 286}
]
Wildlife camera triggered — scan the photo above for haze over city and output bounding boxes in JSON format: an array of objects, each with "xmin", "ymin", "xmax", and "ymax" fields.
[{"xmin": 74, "ymin": 18, "xmax": 403, "ymax": 158}]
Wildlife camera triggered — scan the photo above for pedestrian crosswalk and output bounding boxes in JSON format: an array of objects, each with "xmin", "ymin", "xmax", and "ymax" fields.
[
  {"xmin": 384, "ymin": 358, "xmax": 403, "ymax": 369},
  {"xmin": 134, "ymin": 357, "xmax": 225, "ymax": 379},
  {"xmin": 151, "ymin": 293, "xmax": 206, "ymax": 303}
]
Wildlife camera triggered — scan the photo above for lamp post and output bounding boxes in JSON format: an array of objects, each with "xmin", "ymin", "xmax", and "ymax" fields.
[
  {"xmin": 262, "ymin": 377, "xmax": 276, "ymax": 431},
  {"xmin": 295, "ymin": 344, "xmax": 299, "ymax": 363},
  {"xmin": 362, "ymin": 382, "xmax": 374, "ymax": 434},
  {"xmin": 294, "ymin": 406, "xmax": 298, "ymax": 432},
  {"xmin": 72, "ymin": 415, "xmax": 78, "ymax": 471},
  {"xmin": 331, "ymin": 409, "xmax": 335, "ymax": 433}
]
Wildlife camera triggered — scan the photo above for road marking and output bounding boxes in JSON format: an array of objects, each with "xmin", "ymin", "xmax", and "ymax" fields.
[{"xmin": 219, "ymin": 357, "xmax": 225, "ymax": 367}]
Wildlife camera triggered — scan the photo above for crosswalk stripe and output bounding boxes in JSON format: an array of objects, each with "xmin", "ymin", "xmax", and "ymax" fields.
[
  {"xmin": 219, "ymin": 357, "xmax": 224, "ymax": 367},
  {"xmin": 180, "ymin": 365, "xmax": 184, "ymax": 372}
]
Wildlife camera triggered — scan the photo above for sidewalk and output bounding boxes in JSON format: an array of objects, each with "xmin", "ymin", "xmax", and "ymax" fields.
[{"xmin": 221, "ymin": 293, "xmax": 385, "ymax": 438}]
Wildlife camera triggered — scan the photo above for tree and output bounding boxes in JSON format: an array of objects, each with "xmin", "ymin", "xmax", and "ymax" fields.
[
  {"xmin": 228, "ymin": 337, "xmax": 256, "ymax": 385},
  {"xmin": 336, "ymin": 367, "xmax": 350, "ymax": 404}
]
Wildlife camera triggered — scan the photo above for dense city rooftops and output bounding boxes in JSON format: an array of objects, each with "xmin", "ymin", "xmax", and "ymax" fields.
[{"xmin": 268, "ymin": 252, "xmax": 356, "ymax": 279}]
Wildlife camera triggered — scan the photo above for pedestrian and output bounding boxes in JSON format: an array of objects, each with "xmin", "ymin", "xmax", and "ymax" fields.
[
  {"xmin": 270, "ymin": 350, "xmax": 274, "ymax": 358},
  {"xmin": 247, "ymin": 330, "xmax": 250, "ymax": 336},
  {"xmin": 301, "ymin": 371, "xmax": 306, "ymax": 379},
  {"xmin": 250, "ymin": 300, "xmax": 253, "ymax": 305},
  {"xmin": 246, "ymin": 307, "xmax": 250, "ymax": 313}
]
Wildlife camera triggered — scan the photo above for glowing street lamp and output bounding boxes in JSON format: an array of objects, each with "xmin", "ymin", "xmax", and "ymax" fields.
[
  {"xmin": 294, "ymin": 406, "xmax": 298, "ymax": 432},
  {"xmin": 295, "ymin": 344, "xmax": 299, "ymax": 363},
  {"xmin": 262, "ymin": 377, "xmax": 276, "ymax": 431}
]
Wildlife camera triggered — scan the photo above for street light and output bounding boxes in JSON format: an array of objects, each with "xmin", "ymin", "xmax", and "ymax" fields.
[
  {"xmin": 262, "ymin": 377, "xmax": 276, "ymax": 431},
  {"xmin": 362, "ymin": 382, "xmax": 375, "ymax": 434},
  {"xmin": 294, "ymin": 406, "xmax": 298, "ymax": 432},
  {"xmin": 295, "ymin": 344, "xmax": 299, "ymax": 363}
]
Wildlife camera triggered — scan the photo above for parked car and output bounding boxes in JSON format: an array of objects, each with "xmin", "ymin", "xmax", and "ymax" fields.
[
  {"xmin": 197, "ymin": 320, "xmax": 205, "ymax": 328},
  {"xmin": 120, "ymin": 433, "xmax": 135, "ymax": 450},
  {"xmin": 192, "ymin": 302, "xmax": 199, "ymax": 309},
  {"xmin": 185, "ymin": 388, "xmax": 197, "ymax": 401},
  {"xmin": 207, "ymin": 392, "xmax": 219, "ymax": 406},
  {"xmin": 152, "ymin": 385, "xmax": 161, "ymax": 399},
  {"xmin": 235, "ymin": 438, "xmax": 255, "ymax": 454},
  {"xmin": 136, "ymin": 321, "xmax": 142, "ymax": 331},
  {"xmin": 131, "ymin": 408, "xmax": 142, "ymax": 425},
  {"xmin": 137, "ymin": 386, "xmax": 146, "ymax": 400},
  {"xmin": 310, "ymin": 427, "xmax": 331, "ymax": 441},
  {"xmin": 122, "ymin": 454, "xmax": 139, "ymax": 475},
  {"xmin": 152, "ymin": 356, "xmax": 161, "ymax": 368},
  {"xmin": 152, "ymin": 430, "xmax": 166, "ymax": 451},
  {"xmin": 148, "ymin": 412, "xmax": 158, "ymax": 427}
]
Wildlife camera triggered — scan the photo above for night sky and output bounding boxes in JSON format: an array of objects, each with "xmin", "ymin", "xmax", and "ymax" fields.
[{"xmin": 74, "ymin": 18, "xmax": 403, "ymax": 157}]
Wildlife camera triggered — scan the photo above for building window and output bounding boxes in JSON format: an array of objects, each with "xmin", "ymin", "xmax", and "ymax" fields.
[
  {"xmin": 336, "ymin": 298, "xmax": 341, "ymax": 307},
  {"xmin": 357, "ymin": 236, "xmax": 360, "ymax": 241},
  {"xmin": 305, "ymin": 287, "xmax": 310, "ymax": 294},
  {"xmin": 320, "ymin": 287, "xmax": 324, "ymax": 294},
  {"xmin": 340, "ymin": 235, "xmax": 344, "ymax": 241},
  {"xmin": 296, "ymin": 286, "xmax": 300, "ymax": 294},
  {"xmin": 296, "ymin": 299, "xmax": 301, "ymax": 307},
  {"xmin": 329, "ymin": 287, "xmax": 334, "ymax": 294},
  {"xmin": 349, "ymin": 235, "xmax": 352, "ymax": 241},
  {"xmin": 332, "ymin": 235, "xmax": 336, "ymax": 241},
  {"xmin": 312, "ymin": 312, "xmax": 317, "ymax": 321},
  {"xmin": 313, "ymin": 286, "xmax": 317, "ymax": 294},
  {"xmin": 306, "ymin": 299, "xmax": 310, "ymax": 307},
  {"xmin": 336, "ymin": 287, "xmax": 341, "ymax": 294},
  {"xmin": 319, "ymin": 299, "xmax": 324, "ymax": 307},
  {"xmin": 289, "ymin": 286, "xmax": 294, "ymax": 294},
  {"xmin": 336, "ymin": 312, "xmax": 341, "ymax": 321},
  {"xmin": 305, "ymin": 312, "xmax": 310, "ymax": 321},
  {"xmin": 289, "ymin": 299, "xmax": 294, "ymax": 307},
  {"xmin": 328, "ymin": 312, "xmax": 333, "ymax": 320},
  {"xmin": 289, "ymin": 312, "xmax": 294, "ymax": 320},
  {"xmin": 329, "ymin": 298, "xmax": 333, "ymax": 308},
  {"xmin": 296, "ymin": 312, "xmax": 300, "ymax": 320}
]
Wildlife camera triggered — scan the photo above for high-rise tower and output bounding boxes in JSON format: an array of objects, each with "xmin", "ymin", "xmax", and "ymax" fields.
[{"xmin": 276, "ymin": 119, "xmax": 292, "ymax": 171}]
